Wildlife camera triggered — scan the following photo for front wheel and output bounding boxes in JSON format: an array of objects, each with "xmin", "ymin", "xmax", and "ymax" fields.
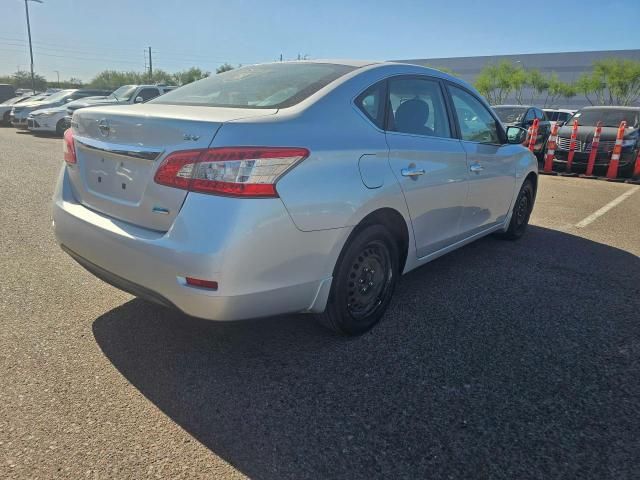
[
  {"xmin": 317, "ymin": 224, "xmax": 399, "ymax": 336},
  {"xmin": 498, "ymin": 179, "xmax": 534, "ymax": 240},
  {"xmin": 55, "ymin": 119, "xmax": 67, "ymax": 136}
]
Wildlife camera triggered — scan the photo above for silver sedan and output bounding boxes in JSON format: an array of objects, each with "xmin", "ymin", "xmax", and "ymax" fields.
[{"xmin": 53, "ymin": 60, "xmax": 537, "ymax": 335}]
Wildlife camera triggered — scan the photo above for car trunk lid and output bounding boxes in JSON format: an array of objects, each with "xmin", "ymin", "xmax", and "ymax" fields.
[{"xmin": 69, "ymin": 103, "xmax": 277, "ymax": 231}]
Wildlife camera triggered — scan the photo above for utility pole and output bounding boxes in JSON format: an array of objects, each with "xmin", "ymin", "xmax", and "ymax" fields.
[
  {"xmin": 54, "ymin": 70, "xmax": 59, "ymax": 88},
  {"xmin": 148, "ymin": 46, "xmax": 153, "ymax": 82},
  {"xmin": 23, "ymin": 0, "xmax": 43, "ymax": 94}
]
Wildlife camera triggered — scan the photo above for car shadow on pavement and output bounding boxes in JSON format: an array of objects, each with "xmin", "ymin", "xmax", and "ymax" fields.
[{"xmin": 92, "ymin": 226, "xmax": 640, "ymax": 480}]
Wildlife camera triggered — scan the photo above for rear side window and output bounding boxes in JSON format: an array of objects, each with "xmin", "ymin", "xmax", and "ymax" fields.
[
  {"xmin": 138, "ymin": 88, "xmax": 160, "ymax": 101},
  {"xmin": 387, "ymin": 77, "xmax": 452, "ymax": 138},
  {"xmin": 355, "ymin": 82, "xmax": 385, "ymax": 129},
  {"xmin": 449, "ymin": 86, "xmax": 501, "ymax": 144},
  {"xmin": 151, "ymin": 63, "xmax": 356, "ymax": 109}
]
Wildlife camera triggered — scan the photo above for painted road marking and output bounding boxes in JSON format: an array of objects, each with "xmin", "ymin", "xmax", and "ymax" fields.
[{"xmin": 575, "ymin": 186, "xmax": 639, "ymax": 228}]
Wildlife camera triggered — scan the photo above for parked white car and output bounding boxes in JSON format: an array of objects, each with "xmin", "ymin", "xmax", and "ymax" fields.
[
  {"xmin": 27, "ymin": 104, "xmax": 69, "ymax": 135},
  {"xmin": 0, "ymin": 94, "xmax": 39, "ymax": 125},
  {"xmin": 11, "ymin": 89, "xmax": 110, "ymax": 129},
  {"xmin": 63, "ymin": 84, "xmax": 174, "ymax": 129}
]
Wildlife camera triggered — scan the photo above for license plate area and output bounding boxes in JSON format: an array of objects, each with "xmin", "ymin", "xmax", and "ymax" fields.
[{"xmin": 79, "ymin": 147, "xmax": 152, "ymax": 204}]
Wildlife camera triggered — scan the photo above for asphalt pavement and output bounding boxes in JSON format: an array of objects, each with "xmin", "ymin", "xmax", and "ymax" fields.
[{"xmin": 1, "ymin": 128, "xmax": 639, "ymax": 479}]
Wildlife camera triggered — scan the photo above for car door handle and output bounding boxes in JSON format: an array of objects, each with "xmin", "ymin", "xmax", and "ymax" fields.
[
  {"xmin": 401, "ymin": 167, "xmax": 426, "ymax": 177},
  {"xmin": 470, "ymin": 163, "xmax": 484, "ymax": 173}
]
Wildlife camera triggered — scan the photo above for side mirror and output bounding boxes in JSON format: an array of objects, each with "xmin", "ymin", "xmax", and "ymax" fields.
[
  {"xmin": 506, "ymin": 126, "xmax": 528, "ymax": 144},
  {"xmin": 134, "ymin": 96, "xmax": 144, "ymax": 104}
]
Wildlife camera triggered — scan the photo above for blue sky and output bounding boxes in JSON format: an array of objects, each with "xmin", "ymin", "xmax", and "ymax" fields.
[{"xmin": 1, "ymin": 0, "xmax": 639, "ymax": 81}]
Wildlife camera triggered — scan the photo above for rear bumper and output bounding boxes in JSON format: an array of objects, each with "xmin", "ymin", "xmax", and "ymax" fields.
[{"xmin": 52, "ymin": 166, "xmax": 346, "ymax": 321}]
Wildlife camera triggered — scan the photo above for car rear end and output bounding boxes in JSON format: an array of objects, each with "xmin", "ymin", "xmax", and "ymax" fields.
[{"xmin": 53, "ymin": 63, "xmax": 360, "ymax": 321}]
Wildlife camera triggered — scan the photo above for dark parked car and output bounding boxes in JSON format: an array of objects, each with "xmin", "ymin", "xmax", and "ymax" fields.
[
  {"xmin": 553, "ymin": 106, "xmax": 640, "ymax": 177},
  {"xmin": 0, "ymin": 84, "xmax": 16, "ymax": 103},
  {"xmin": 493, "ymin": 105, "xmax": 551, "ymax": 158}
]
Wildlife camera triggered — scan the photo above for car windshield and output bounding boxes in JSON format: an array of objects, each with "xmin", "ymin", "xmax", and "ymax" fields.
[
  {"xmin": 494, "ymin": 107, "xmax": 526, "ymax": 123},
  {"xmin": 2, "ymin": 96, "xmax": 24, "ymax": 106},
  {"xmin": 111, "ymin": 85, "xmax": 137, "ymax": 101},
  {"xmin": 151, "ymin": 63, "xmax": 357, "ymax": 109},
  {"xmin": 568, "ymin": 109, "xmax": 640, "ymax": 128},
  {"xmin": 42, "ymin": 90, "xmax": 75, "ymax": 103}
]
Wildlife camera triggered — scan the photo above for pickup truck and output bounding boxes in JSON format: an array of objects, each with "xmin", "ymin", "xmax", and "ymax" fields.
[{"xmin": 63, "ymin": 84, "xmax": 175, "ymax": 128}]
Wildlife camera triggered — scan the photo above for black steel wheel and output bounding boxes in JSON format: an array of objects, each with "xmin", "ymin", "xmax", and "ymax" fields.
[
  {"xmin": 317, "ymin": 224, "xmax": 399, "ymax": 335},
  {"xmin": 499, "ymin": 178, "xmax": 535, "ymax": 240}
]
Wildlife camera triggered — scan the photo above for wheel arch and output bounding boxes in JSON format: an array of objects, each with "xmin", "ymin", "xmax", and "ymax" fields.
[
  {"xmin": 524, "ymin": 171, "xmax": 538, "ymax": 200},
  {"xmin": 338, "ymin": 207, "xmax": 410, "ymax": 276}
]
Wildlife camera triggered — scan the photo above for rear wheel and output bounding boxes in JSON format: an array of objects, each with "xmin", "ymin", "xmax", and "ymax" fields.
[
  {"xmin": 498, "ymin": 179, "xmax": 534, "ymax": 240},
  {"xmin": 317, "ymin": 224, "xmax": 399, "ymax": 336}
]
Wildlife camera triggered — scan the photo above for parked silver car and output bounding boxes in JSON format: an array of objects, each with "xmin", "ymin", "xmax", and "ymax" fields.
[{"xmin": 53, "ymin": 61, "xmax": 537, "ymax": 335}]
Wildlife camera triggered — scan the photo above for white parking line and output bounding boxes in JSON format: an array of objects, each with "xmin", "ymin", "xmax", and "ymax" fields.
[{"xmin": 575, "ymin": 186, "xmax": 639, "ymax": 228}]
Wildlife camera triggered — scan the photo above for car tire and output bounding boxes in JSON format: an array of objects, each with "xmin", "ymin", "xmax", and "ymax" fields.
[
  {"xmin": 498, "ymin": 179, "xmax": 534, "ymax": 240},
  {"xmin": 317, "ymin": 224, "xmax": 399, "ymax": 336},
  {"xmin": 55, "ymin": 119, "xmax": 66, "ymax": 136}
]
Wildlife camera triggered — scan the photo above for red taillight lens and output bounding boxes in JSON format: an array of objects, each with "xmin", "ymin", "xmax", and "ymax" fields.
[
  {"xmin": 185, "ymin": 277, "xmax": 218, "ymax": 290},
  {"xmin": 154, "ymin": 147, "xmax": 309, "ymax": 197},
  {"xmin": 63, "ymin": 128, "xmax": 76, "ymax": 164}
]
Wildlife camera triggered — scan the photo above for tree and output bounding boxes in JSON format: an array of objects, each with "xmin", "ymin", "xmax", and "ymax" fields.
[
  {"xmin": 474, "ymin": 61, "xmax": 518, "ymax": 105},
  {"xmin": 216, "ymin": 63, "xmax": 234, "ymax": 74},
  {"xmin": 527, "ymin": 69, "xmax": 550, "ymax": 105},
  {"xmin": 67, "ymin": 77, "xmax": 83, "ymax": 88},
  {"xmin": 1, "ymin": 70, "xmax": 48, "ymax": 91},
  {"xmin": 574, "ymin": 59, "xmax": 640, "ymax": 106},
  {"xmin": 575, "ymin": 72, "xmax": 604, "ymax": 106},
  {"xmin": 593, "ymin": 58, "xmax": 640, "ymax": 105},
  {"xmin": 172, "ymin": 67, "xmax": 210, "ymax": 86},
  {"xmin": 510, "ymin": 66, "xmax": 527, "ymax": 105}
]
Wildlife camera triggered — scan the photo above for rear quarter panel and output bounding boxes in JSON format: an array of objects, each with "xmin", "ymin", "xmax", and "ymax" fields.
[{"xmin": 211, "ymin": 65, "xmax": 414, "ymax": 234}]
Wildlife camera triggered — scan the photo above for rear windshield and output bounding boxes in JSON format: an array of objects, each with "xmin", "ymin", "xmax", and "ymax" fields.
[
  {"xmin": 493, "ymin": 107, "xmax": 526, "ymax": 123},
  {"xmin": 151, "ymin": 63, "xmax": 357, "ymax": 109},
  {"xmin": 569, "ymin": 109, "xmax": 640, "ymax": 128}
]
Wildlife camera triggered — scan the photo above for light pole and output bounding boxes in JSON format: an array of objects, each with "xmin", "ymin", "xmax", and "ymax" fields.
[
  {"xmin": 54, "ymin": 70, "xmax": 60, "ymax": 88},
  {"xmin": 23, "ymin": 0, "xmax": 43, "ymax": 95}
]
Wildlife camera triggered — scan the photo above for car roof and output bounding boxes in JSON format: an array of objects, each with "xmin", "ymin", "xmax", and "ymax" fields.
[
  {"xmin": 493, "ymin": 105, "xmax": 536, "ymax": 109},
  {"xmin": 281, "ymin": 59, "xmax": 380, "ymax": 68},
  {"xmin": 579, "ymin": 106, "xmax": 640, "ymax": 111}
]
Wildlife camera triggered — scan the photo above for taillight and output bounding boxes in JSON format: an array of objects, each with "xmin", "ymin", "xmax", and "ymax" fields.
[
  {"xmin": 185, "ymin": 277, "xmax": 218, "ymax": 290},
  {"xmin": 154, "ymin": 147, "xmax": 309, "ymax": 197},
  {"xmin": 63, "ymin": 128, "xmax": 76, "ymax": 164}
]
